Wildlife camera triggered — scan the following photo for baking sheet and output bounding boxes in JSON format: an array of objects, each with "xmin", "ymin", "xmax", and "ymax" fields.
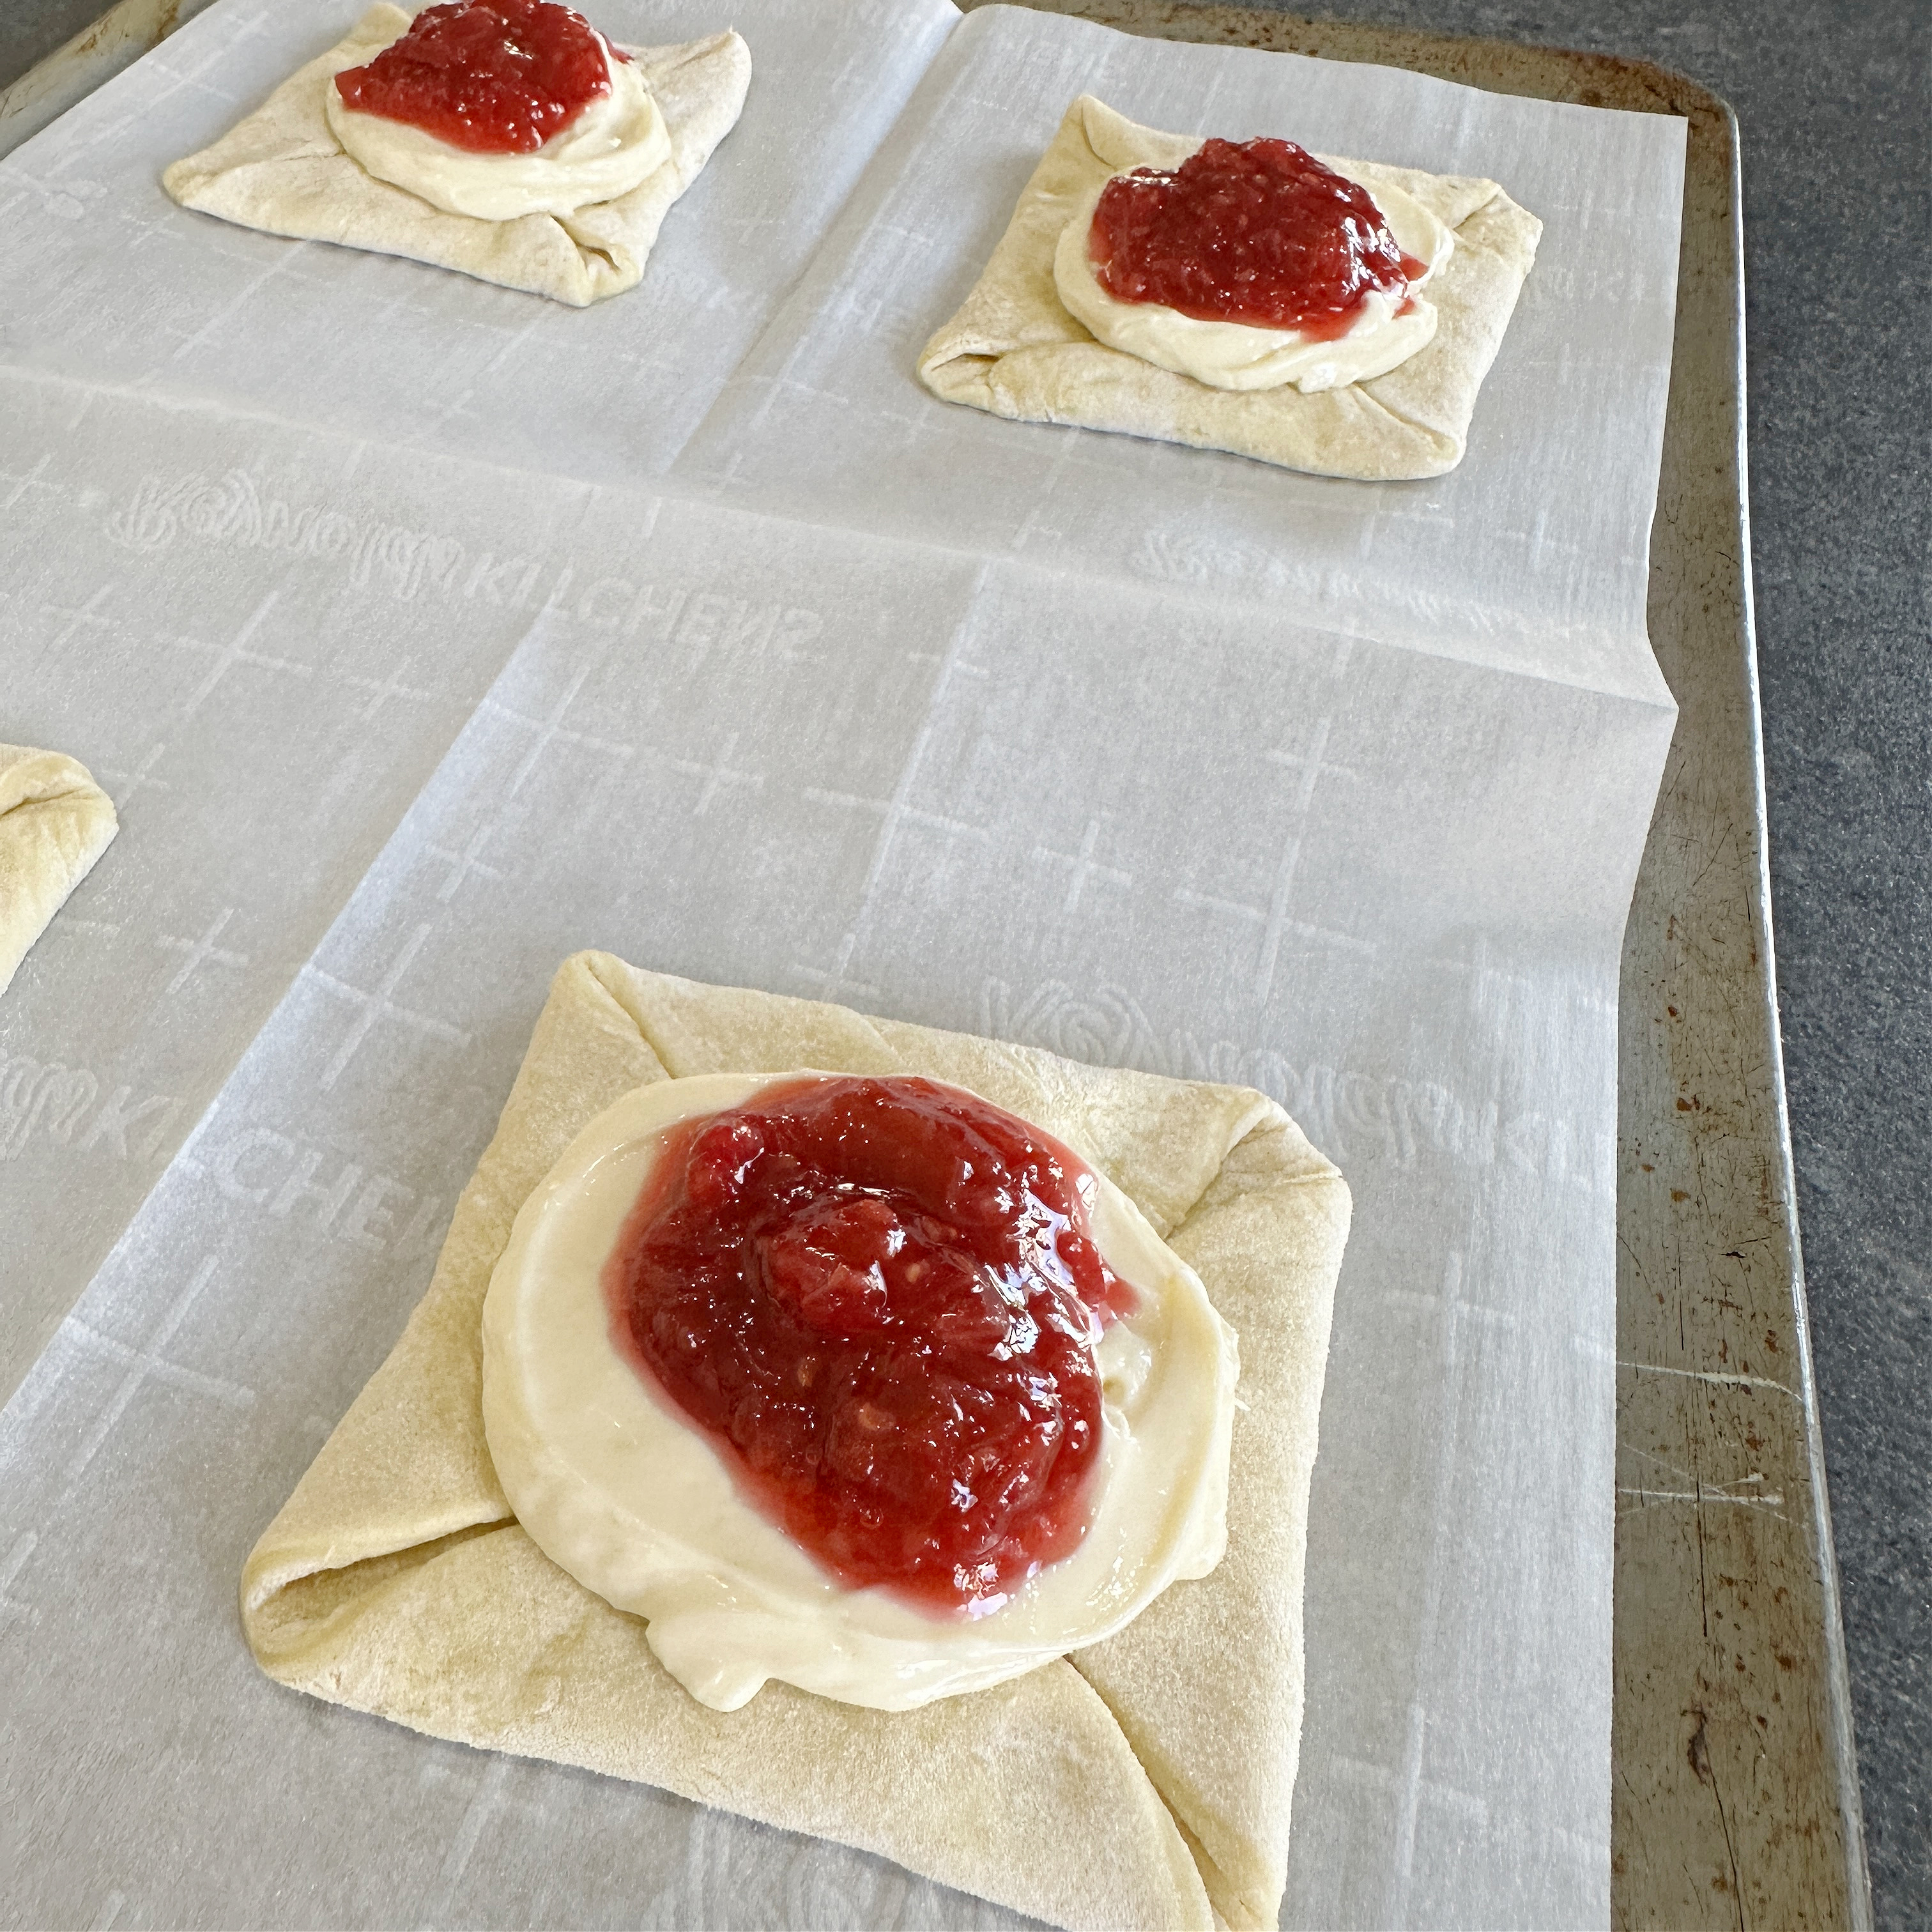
[
  {"xmin": 0, "ymin": 0, "xmax": 218, "ymax": 160},
  {"xmin": 1, "ymin": 468, "xmax": 1672, "ymax": 1931},
  {"xmin": 1091, "ymin": 10, "xmax": 1866, "ymax": 1918},
  {"xmin": 680, "ymin": 4, "xmax": 1683, "ymax": 694},
  {"xmin": 0, "ymin": 1, "xmax": 1690, "ymax": 1924}
]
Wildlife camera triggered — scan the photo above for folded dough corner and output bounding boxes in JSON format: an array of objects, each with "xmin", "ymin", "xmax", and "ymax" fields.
[
  {"xmin": 239, "ymin": 949, "xmax": 1350, "ymax": 1932},
  {"xmin": 0, "ymin": 744, "xmax": 118, "ymax": 1000},
  {"xmin": 918, "ymin": 95, "xmax": 1542, "ymax": 481},
  {"xmin": 161, "ymin": 7, "xmax": 751, "ymax": 307}
]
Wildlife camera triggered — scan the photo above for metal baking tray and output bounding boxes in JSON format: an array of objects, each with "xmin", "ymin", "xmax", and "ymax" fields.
[
  {"xmin": 0, "ymin": 0, "xmax": 1871, "ymax": 1922},
  {"xmin": 969, "ymin": 5, "xmax": 1869, "ymax": 1924}
]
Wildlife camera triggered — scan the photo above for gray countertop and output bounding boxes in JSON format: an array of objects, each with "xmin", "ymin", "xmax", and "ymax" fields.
[
  {"xmin": 1250, "ymin": 8, "xmax": 1932, "ymax": 1918},
  {"xmin": 1256, "ymin": 2, "xmax": 1930, "ymax": 1919},
  {"xmin": 2, "ymin": 0, "xmax": 1924, "ymax": 1924}
]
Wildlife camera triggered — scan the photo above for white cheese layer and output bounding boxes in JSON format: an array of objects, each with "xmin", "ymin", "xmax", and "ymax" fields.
[
  {"xmin": 1054, "ymin": 166, "xmax": 1453, "ymax": 394},
  {"xmin": 325, "ymin": 27, "xmax": 670, "ymax": 222},
  {"xmin": 481, "ymin": 1072, "xmax": 1239, "ymax": 1712}
]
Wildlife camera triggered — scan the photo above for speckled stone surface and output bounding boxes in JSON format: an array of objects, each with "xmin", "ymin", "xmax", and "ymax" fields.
[{"xmin": 3, "ymin": 0, "xmax": 1926, "ymax": 1923}]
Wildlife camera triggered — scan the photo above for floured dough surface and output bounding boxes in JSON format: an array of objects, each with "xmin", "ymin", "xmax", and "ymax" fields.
[
  {"xmin": 0, "ymin": 744, "xmax": 118, "ymax": 1000},
  {"xmin": 240, "ymin": 951, "xmax": 1351, "ymax": 1932},
  {"xmin": 162, "ymin": 5, "xmax": 750, "ymax": 307},
  {"xmin": 919, "ymin": 95, "xmax": 1542, "ymax": 480}
]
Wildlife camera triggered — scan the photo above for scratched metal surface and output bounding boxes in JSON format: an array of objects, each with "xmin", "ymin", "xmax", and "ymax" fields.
[
  {"xmin": 963, "ymin": 3, "xmax": 1869, "ymax": 1925},
  {"xmin": 0, "ymin": 0, "xmax": 212, "ymax": 157},
  {"xmin": 1, "ymin": 0, "xmax": 1867, "ymax": 1921}
]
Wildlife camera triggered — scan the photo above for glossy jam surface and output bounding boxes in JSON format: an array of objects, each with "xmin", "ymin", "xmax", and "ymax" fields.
[
  {"xmin": 602, "ymin": 1077, "xmax": 1137, "ymax": 1613},
  {"xmin": 333, "ymin": 0, "xmax": 628, "ymax": 155},
  {"xmin": 1090, "ymin": 136, "xmax": 1425, "ymax": 338}
]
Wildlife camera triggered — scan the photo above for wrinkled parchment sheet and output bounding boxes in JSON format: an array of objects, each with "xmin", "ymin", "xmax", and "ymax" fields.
[
  {"xmin": 2, "ymin": 484, "xmax": 1673, "ymax": 1929},
  {"xmin": 0, "ymin": 0, "xmax": 960, "ymax": 480},
  {"xmin": 0, "ymin": 1, "xmax": 1687, "ymax": 1926},
  {"xmin": 1, "ymin": 1, "xmax": 1682, "ymax": 694},
  {"xmin": 0, "ymin": 371, "xmax": 627, "ymax": 1397},
  {"xmin": 682, "ymin": 5, "xmax": 1685, "ymax": 693}
]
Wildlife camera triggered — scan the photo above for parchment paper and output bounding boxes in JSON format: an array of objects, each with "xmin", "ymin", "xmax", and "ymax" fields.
[
  {"xmin": 0, "ymin": 0, "xmax": 960, "ymax": 480},
  {"xmin": 0, "ymin": 2, "xmax": 1687, "ymax": 1926},
  {"xmin": 682, "ymin": 5, "xmax": 1684, "ymax": 694}
]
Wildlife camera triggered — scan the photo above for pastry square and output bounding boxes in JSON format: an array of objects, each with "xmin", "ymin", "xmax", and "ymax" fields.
[
  {"xmin": 241, "ymin": 951, "xmax": 1349, "ymax": 1931},
  {"xmin": 919, "ymin": 95, "xmax": 1542, "ymax": 480},
  {"xmin": 0, "ymin": 745, "xmax": 117, "ymax": 999},
  {"xmin": 162, "ymin": 5, "xmax": 749, "ymax": 307}
]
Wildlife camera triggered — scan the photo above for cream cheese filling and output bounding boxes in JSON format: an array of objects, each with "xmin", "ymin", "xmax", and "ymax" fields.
[
  {"xmin": 324, "ymin": 26, "xmax": 670, "ymax": 222},
  {"xmin": 481, "ymin": 1071, "xmax": 1239, "ymax": 1713},
  {"xmin": 1054, "ymin": 165, "xmax": 1454, "ymax": 394}
]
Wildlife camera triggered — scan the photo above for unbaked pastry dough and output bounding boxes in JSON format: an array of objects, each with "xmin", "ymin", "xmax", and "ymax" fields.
[
  {"xmin": 162, "ymin": 5, "xmax": 750, "ymax": 307},
  {"xmin": 919, "ymin": 95, "xmax": 1543, "ymax": 480},
  {"xmin": 0, "ymin": 744, "xmax": 117, "ymax": 999},
  {"xmin": 240, "ymin": 951, "xmax": 1350, "ymax": 1932}
]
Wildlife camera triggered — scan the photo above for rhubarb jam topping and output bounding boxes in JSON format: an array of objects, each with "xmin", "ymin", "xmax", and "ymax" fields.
[
  {"xmin": 332, "ymin": 0, "xmax": 629, "ymax": 155},
  {"xmin": 1089, "ymin": 136, "xmax": 1427, "ymax": 339},
  {"xmin": 601, "ymin": 1077, "xmax": 1137, "ymax": 1613}
]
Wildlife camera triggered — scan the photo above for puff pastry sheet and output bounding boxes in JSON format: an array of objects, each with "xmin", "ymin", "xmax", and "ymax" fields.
[
  {"xmin": 241, "ymin": 951, "xmax": 1349, "ymax": 1931},
  {"xmin": 919, "ymin": 96, "xmax": 1543, "ymax": 480},
  {"xmin": 0, "ymin": 744, "xmax": 117, "ymax": 1000},
  {"xmin": 162, "ymin": 6, "xmax": 749, "ymax": 307}
]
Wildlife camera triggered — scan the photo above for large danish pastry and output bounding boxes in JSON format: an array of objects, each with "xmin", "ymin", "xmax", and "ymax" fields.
[{"xmin": 240, "ymin": 951, "xmax": 1349, "ymax": 1930}]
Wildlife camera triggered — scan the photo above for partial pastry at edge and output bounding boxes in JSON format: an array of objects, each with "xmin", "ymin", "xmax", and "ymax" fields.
[
  {"xmin": 0, "ymin": 744, "xmax": 118, "ymax": 999},
  {"xmin": 162, "ymin": 3, "xmax": 750, "ymax": 307}
]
